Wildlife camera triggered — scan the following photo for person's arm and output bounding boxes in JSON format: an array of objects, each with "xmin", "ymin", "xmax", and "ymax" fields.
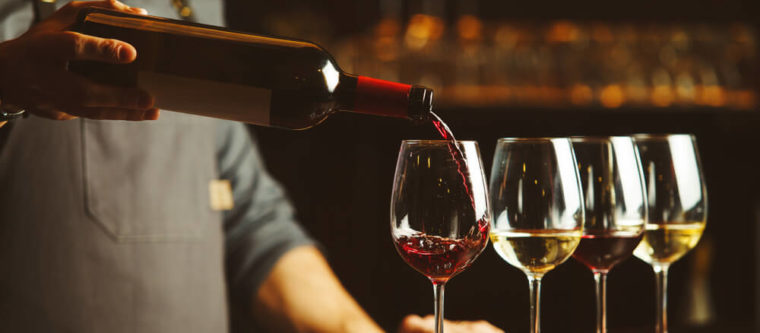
[
  {"xmin": 0, "ymin": 0, "xmax": 157, "ymax": 121},
  {"xmin": 216, "ymin": 121, "xmax": 326, "ymax": 330},
  {"xmin": 255, "ymin": 246, "xmax": 505, "ymax": 333},
  {"xmin": 216, "ymin": 121, "xmax": 502, "ymax": 332},
  {"xmin": 215, "ymin": 122, "xmax": 384, "ymax": 332},
  {"xmin": 253, "ymin": 245, "xmax": 383, "ymax": 332},
  {"xmin": 398, "ymin": 315, "xmax": 503, "ymax": 333}
]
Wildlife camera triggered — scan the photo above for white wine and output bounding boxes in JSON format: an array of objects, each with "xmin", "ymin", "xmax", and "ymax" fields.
[
  {"xmin": 490, "ymin": 230, "xmax": 582, "ymax": 276},
  {"xmin": 633, "ymin": 222, "xmax": 705, "ymax": 265}
]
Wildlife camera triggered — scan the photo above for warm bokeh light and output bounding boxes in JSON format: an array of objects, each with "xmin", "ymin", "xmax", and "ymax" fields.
[
  {"xmin": 333, "ymin": 16, "xmax": 756, "ymax": 110},
  {"xmin": 600, "ymin": 85, "xmax": 625, "ymax": 108},
  {"xmin": 457, "ymin": 15, "xmax": 483, "ymax": 42},
  {"xmin": 570, "ymin": 84, "xmax": 593, "ymax": 106},
  {"xmin": 404, "ymin": 14, "xmax": 444, "ymax": 50}
]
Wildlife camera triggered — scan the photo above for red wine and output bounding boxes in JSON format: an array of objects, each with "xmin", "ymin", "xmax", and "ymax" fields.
[
  {"xmin": 572, "ymin": 231, "xmax": 643, "ymax": 272},
  {"xmin": 430, "ymin": 112, "xmax": 477, "ymax": 205},
  {"xmin": 429, "ymin": 111, "xmax": 489, "ymax": 235},
  {"xmin": 394, "ymin": 227, "xmax": 488, "ymax": 283},
  {"xmin": 69, "ymin": 8, "xmax": 432, "ymax": 129}
]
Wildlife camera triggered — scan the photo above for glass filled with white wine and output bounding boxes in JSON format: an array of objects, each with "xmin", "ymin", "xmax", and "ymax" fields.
[
  {"xmin": 632, "ymin": 134, "xmax": 707, "ymax": 333},
  {"xmin": 489, "ymin": 138, "xmax": 585, "ymax": 333}
]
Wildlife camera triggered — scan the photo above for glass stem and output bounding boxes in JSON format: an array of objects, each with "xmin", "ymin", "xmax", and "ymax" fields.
[
  {"xmin": 432, "ymin": 282, "xmax": 445, "ymax": 333},
  {"xmin": 654, "ymin": 264, "xmax": 670, "ymax": 333},
  {"xmin": 528, "ymin": 275, "xmax": 543, "ymax": 333},
  {"xmin": 593, "ymin": 271, "xmax": 608, "ymax": 333}
]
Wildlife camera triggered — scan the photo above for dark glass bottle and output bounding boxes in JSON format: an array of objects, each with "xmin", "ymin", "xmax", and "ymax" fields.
[{"xmin": 70, "ymin": 8, "xmax": 433, "ymax": 129}]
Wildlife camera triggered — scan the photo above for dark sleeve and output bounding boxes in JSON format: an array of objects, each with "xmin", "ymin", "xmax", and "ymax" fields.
[{"xmin": 216, "ymin": 120, "xmax": 317, "ymax": 309}]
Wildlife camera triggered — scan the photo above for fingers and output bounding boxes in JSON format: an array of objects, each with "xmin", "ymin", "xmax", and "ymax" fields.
[
  {"xmin": 20, "ymin": 71, "xmax": 157, "ymax": 120},
  {"xmin": 2, "ymin": 50, "xmax": 156, "ymax": 118},
  {"xmin": 47, "ymin": 72, "xmax": 154, "ymax": 109},
  {"xmin": 2, "ymin": 0, "xmax": 157, "ymax": 122},
  {"xmin": 397, "ymin": 315, "xmax": 428, "ymax": 333},
  {"xmin": 31, "ymin": 107, "xmax": 157, "ymax": 121},
  {"xmin": 452, "ymin": 320, "xmax": 504, "ymax": 333},
  {"xmin": 28, "ymin": 102, "xmax": 159, "ymax": 121},
  {"xmin": 398, "ymin": 315, "xmax": 504, "ymax": 333},
  {"xmin": 39, "ymin": 0, "xmax": 147, "ymax": 31},
  {"xmin": 60, "ymin": 0, "xmax": 147, "ymax": 17},
  {"xmin": 79, "ymin": 80, "xmax": 154, "ymax": 110},
  {"xmin": 29, "ymin": 108, "xmax": 79, "ymax": 121},
  {"xmin": 67, "ymin": 107, "xmax": 159, "ymax": 121},
  {"xmin": 39, "ymin": 31, "xmax": 136, "ymax": 64},
  {"xmin": 143, "ymin": 108, "xmax": 160, "ymax": 120},
  {"xmin": 89, "ymin": 0, "xmax": 145, "ymax": 13},
  {"xmin": 72, "ymin": 32, "xmax": 137, "ymax": 63}
]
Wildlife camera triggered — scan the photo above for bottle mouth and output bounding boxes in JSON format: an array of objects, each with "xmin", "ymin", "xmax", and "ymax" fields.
[{"xmin": 408, "ymin": 85, "xmax": 434, "ymax": 121}]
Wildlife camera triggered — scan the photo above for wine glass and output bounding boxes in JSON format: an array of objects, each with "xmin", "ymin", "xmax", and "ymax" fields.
[
  {"xmin": 632, "ymin": 134, "xmax": 707, "ymax": 333},
  {"xmin": 390, "ymin": 140, "xmax": 491, "ymax": 333},
  {"xmin": 571, "ymin": 136, "xmax": 648, "ymax": 333},
  {"xmin": 489, "ymin": 137, "xmax": 584, "ymax": 333}
]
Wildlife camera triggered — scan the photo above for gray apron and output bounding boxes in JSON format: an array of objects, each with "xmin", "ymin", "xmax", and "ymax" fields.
[
  {"xmin": 0, "ymin": 114, "xmax": 229, "ymax": 333},
  {"xmin": 0, "ymin": 1, "xmax": 231, "ymax": 331}
]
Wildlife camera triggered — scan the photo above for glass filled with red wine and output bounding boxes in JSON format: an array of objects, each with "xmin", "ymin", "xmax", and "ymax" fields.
[
  {"xmin": 570, "ymin": 136, "xmax": 647, "ymax": 333},
  {"xmin": 390, "ymin": 140, "xmax": 490, "ymax": 333}
]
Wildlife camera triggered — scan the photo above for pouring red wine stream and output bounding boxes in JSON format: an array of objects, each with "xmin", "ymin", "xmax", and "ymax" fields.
[{"xmin": 430, "ymin": 111, "xmax": 487, "ymax": 234}]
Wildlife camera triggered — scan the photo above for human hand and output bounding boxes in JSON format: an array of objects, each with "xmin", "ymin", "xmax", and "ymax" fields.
[
  {"xmin": 0, "ymin": 0, "xmax": 158, "ymax": 121},
  {"xmin": 397, "ymin": 314, "xmax": 504, "ymax": 333}
]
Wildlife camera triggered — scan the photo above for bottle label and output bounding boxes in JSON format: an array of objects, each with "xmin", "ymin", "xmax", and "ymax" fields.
[
  {"xmin": 138, "ymin": 71, "xmax": 271, "ymax": 125},
  {"xmin": 354, "ymin": 76, "xmax": 411, "ymax": 119}
]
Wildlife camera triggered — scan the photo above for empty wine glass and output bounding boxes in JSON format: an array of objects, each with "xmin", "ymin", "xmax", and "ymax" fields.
[
  {"xmin": 390, "ymin": 140, "xmax": 490, "ymax": 333},
  {"xmin": 489, "ymin": 137, "xmax": 584, "ymax": 333},
  {"xmin": 571, "ymin": 136, "xmax": 647, "ymax": 333},
  {"xmin": 632, "ymin": 134, "xmax": 707, "ymax": 333}
]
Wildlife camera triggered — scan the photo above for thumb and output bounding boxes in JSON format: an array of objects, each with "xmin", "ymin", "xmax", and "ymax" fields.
[{"xmin": 397, "ymin": 314, "xmax": 432, "ymax": 333}]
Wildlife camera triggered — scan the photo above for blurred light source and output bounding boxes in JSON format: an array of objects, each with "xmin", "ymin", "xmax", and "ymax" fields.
[
  {"xmin": 570, "ymin": 84, "xmax": 593, "ymax": 106},
  {"xmin": 600, "ymin": 84, "xmax": 625, "ymax": 108},
  {"xmin": 676, "ymin": 73, "xmax": 697, "ymax": 104},
  {"xmin": 330, "ymin": 17, "xmax": 756, "ymax": 111},
  {"xmin": 651, "ymin": 68, "xmax": 674, "ymax": 107},
  {"xmin": 457, "ymin": 15, "xmax": 483, "ymax": 42},
  {"xmin": 404, "ymin": 14, "xmax": 444, "ymax": 50},
  {"xmin": 547, "ymin": 21, "xmax": 580, "ymax": 43}
]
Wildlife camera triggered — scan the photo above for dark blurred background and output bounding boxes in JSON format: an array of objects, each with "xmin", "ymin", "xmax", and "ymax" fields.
[{"xmin": 226, "ymin": 0, "xmax": 759, "ymax": 331}]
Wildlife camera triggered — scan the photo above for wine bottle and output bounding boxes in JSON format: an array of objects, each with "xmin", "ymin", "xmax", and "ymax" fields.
[{"xmin": 69, "ymin": 8, "xmax": 433, "ymax": 129}]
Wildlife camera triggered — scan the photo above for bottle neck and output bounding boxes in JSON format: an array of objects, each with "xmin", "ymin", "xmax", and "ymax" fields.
[{"xmin": 336, "ymin": 74, "xmax": 432, "ymax": 121}]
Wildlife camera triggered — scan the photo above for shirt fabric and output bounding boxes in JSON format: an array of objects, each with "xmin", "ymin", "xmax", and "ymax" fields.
[{"xmin": 0, "ymin": 1, "xmax": 316, "ymax": 332}]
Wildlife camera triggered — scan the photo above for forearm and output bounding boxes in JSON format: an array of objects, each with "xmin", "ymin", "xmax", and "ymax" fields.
[{"xmin": 252, "ymin": 246, "xmax": 383, "ymax": 333}]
